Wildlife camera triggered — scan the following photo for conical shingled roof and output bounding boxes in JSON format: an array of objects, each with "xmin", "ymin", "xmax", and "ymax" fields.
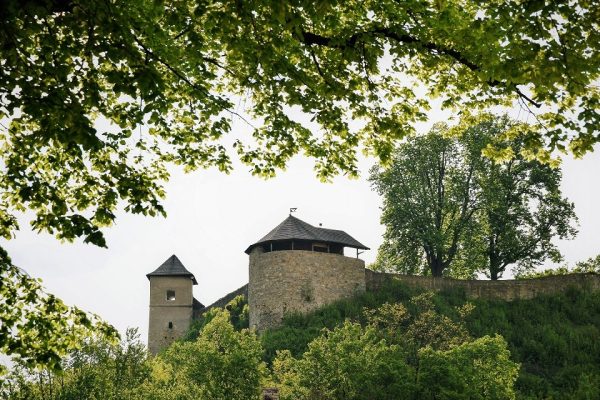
[
  {"xmin": 146, "ymin": 254, "xmax": 198, "ymax": 285},
  {"xmin": 245, "ymin": 215, "xmax": 369, "ymax": 254}
]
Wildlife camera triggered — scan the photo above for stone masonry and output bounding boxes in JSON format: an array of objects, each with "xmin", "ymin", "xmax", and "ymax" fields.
[
  {"xmin": 365, "ymin": 269, "xmax": 600, "ymax": 301},
  {"xmin": 249, "ymin": 248, "xmax": 366, "ymax": 331},
  {"xmin": 148, "ymin": 276, "xmax": 194, "ymax": 354}
]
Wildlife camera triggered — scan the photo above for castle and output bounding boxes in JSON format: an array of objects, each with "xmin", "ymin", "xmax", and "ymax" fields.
[
  {"xmin": 147, "ymin": 214, "xmax": 369, "ymax": 354},
  {"xmin": 147, "ymin": 214, "xmax": 600, "ymax": 354}
]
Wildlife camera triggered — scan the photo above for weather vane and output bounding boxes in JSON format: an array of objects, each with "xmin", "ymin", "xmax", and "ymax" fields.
[{"xmin": 289, "ymin": 207, "xmax": 297, "ymax": 214}]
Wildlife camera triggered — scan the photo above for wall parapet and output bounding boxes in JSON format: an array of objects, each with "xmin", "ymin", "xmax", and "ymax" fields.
[{"xmin": 365, "ymin": 269, "xmax": 600, "ymax": 301}]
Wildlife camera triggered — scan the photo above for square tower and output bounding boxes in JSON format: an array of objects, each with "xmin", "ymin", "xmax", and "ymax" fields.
[{"xmin": 147, "ymin": 255, "xmax": 199, "ymax": 354}]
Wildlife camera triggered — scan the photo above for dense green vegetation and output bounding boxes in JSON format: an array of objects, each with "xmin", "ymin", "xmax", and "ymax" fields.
[
  {"xmin": 3, "ymin": 277, "xmax": 599, "ymax": 399},
  {"xmin": 261, "ymin": 280, "xmax": 600, "ymax": 399}
]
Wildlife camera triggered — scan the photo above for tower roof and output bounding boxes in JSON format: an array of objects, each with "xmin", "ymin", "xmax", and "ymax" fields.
[
  {"xmin": 146, "ymin": 254, "xmax": 198, "ymax": 285},
  {"xmin": 245, "ymin": 214, "xmax": 369, "ymax": 254}
]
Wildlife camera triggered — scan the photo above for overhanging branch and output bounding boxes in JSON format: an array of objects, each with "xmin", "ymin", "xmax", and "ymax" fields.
[{"xmin": 299, "ymin": 28, "xmax": 542, "ymax": 109}]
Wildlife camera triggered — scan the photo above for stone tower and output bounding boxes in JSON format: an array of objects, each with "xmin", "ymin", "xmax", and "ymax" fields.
[
  {"xmin": 147, "ymin": 255, "xmax": 202, "ymax": 354},
  {"xmin": 245, "ymin": 215, "xmax": 369, "ymax": 332}
]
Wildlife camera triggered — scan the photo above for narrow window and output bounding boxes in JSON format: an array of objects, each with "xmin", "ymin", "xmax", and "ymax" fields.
[
  {"xmin": 168, "ymin": 321, "xmax": 173, "ymax": 329},
  {"xmin": 166, "ymin": 290, "xmax": 175, "ymax": 301}
]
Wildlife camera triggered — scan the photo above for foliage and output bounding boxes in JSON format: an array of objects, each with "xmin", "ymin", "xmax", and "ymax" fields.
[
  {"xmin": 402, "ymin": 292, "xmax": 472, "ymax": 352},
  {"xmin": 474, "ymin": 118, "xmax": 578, "ymax": 279},
  {"xmin": 370, "ymin": 115, "xmax": 577, "ymax": 278},
  {"xmin": 272, "ymin": 322, "xmax": 414, "ymax": 400},
  {"xmin": 418, "ymin": 335, "xmax": 519, "ymax": 400},
  {"xmin": 137, "ymin": 309, "xmax": 266, "ymax": 400},
  {"xmin": 272, "ymin": 309, "xmax": 517, "ymax": 399},
  {"xmin": 370, "ymin": 121, "xmax": 482, "ymax": 277},
  {"xmin": 1, "ymin": 328, "xmax": 148, "ymax": 400},
  {"xmin": 261, "ymin": 280, "xmax": 418, "ymax": 362},
  {"xmin": 184, "ymin": 295, "xmax": 249, "ymax": 341},
  {"xmin": 5, "ymin": 278, "xmax": 599, "ymax": 400},
  {"xmin": 4, "ymin": 310, "xmax": 266, "ymax": 400},
  {"xmin": 574, "ymin": 255, "xmax": 600, "ymax": 274},
  {"xmin": 518, "ymin": 254, "xmax": 600, "ymax": 279},
  {"xmin": 1, "ymin": 0, "xmax": 596, "ymax": 367},
  {"xmin": 0, "ymin": 248, "xmax": 118, "ymax": 375},
  {"xmin": 467, "ymin": 288, "xmax": 600, "ymax": 399},
  {"xmin": 1, "ymin": 0, "xmax": 598, "ymax": 250},
  {"xmin": 262, "ymin": 279, "xmax": 600, "ymax": 399}
]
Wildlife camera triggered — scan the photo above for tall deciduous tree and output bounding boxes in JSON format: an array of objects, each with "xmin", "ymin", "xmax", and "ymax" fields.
[
  {"xmin": 370, "ymin": 123, "xmax": 481, "ymax": 277},
  {"xmin": 475, "ymin": 119, "xmax": 578, "ymax": 279},
  {"xmin": 371, "ymin": 116, "xmax": 577, "ymax": 278}
]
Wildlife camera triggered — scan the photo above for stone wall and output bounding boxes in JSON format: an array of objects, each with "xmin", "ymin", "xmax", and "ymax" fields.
[
  {"xmin": 204, "ymin": 284, "xmax": 248, "ymax": 311},
  {"xmin": 365, "ymin": 269, "xmax": 600, "ymax": 300},
  {"xmin": 249, "ymin": 249, "xmax": 365, "ymax": 331},
  {"xmin": 148, "ymin": 276, "xmax": 194, "ymax": 354}
]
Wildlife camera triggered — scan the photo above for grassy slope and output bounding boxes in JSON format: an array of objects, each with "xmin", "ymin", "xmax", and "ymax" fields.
[{"xmin": 260, "ymin": 280, "xmax": 600, "ymax": 399}]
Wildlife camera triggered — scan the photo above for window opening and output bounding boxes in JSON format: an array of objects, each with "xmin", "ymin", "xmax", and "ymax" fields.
[
  {"xmin": 168, "ymin": 321, "xmax": 173, "ymax": 329},
  {"xmin": 166, "ymin": 290, "xmax": 176, "ymax": 301}
]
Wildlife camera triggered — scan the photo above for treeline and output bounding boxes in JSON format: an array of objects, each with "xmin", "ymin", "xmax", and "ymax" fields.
[{"xmin": 2, "ymin": 289, "xmax": 520, "ymax": 400}]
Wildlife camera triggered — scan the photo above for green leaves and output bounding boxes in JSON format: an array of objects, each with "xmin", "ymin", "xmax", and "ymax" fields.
[
  {"xmin": 1, "ymin": 0, "xmax": 598, "ymax": 249},
  {"xmin": 138, "ymin": 309, "xmax": 266, "ymax": 400},
  {"xmin": 271, "ymin": 294, "xmax": 518, "ymax": 400},
  {"xmin": 0, "ymin": 247, "xmax": 119, "ymax": 374},
  {"xmin": 371, "ymin": 115, "xmax": 578, "ymax": 279},
  {"xmin": 418, "ymin": 335, "xmax": 520, "ymax": 400}
]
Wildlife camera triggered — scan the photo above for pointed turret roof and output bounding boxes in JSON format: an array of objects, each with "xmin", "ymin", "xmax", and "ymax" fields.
[
  {"xmin": 146, "ymin": 254, "xmax": 198, "ymax": 285},
  {"xmin": 245, "ymin": 215, "xmax": 369, "ymax": 254}
]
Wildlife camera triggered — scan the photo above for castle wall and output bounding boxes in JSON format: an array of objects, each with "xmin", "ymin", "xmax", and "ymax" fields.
[
  {"xmin": 365, "ymin": 269, "xmax": 600, "ymax": 300},
  {"xmin": 249, "ymin": 249, "xmax": 365, "ymax": 331},
  {"xmin": 148, "ymin": 276, "xmax": 193, "ymax": 354}
]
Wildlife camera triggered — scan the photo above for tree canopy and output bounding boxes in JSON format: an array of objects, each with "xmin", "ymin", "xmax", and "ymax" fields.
[
  {"xmin": 370, "ymin": 116, "xmax": 577, "ymax": 278},
  {"xmin": 1, "ymin": 0, "xmax": 599, "ymax": 248},
  {"xmin": 0, "ymin": 249, "xmax": 118, "ymax": 376}
]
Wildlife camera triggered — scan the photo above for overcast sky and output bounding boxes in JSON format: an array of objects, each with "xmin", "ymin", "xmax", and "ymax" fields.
[{"xmin": 2, "ymin": 118, "xmax": 599, "ymax": 345}]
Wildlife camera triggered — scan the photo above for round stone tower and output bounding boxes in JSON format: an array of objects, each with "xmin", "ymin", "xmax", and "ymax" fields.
[
  {"xmin": 147, "ymin": 255, "xmax": 200, "ymax": 354},
  {"xmin": 245, "ymin": 215, "xmax": 369, "ymax": 332}
]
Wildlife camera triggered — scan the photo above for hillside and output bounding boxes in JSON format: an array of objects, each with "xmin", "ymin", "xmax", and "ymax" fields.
[{"xmin": 191, "ymin": 277, "xmax": 600, "ymax": 399}]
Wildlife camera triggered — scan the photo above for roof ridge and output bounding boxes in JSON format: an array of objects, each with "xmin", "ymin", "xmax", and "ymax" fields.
[
  {"xmin": 245, "ymin": 214, "xmax": 369, "ymax": 254},
  {"xmin": 146, "ymin": 254, "xmax": 198, "ymax": 285}
]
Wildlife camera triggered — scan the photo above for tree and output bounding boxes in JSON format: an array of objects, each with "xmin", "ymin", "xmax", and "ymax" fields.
[
  {"xmin": 135, "ymin": 309, "xmax": 266, "ymax": 400},
  {"xmin": 370, "ymin": 122, "xmax": 482, "ymax": 277},
  {"xmin": 1, "ymin": 328, "xmax": 147, "ymax": 400},
  {"xmin": 1, "ymin": 0, "xmax": 597, "ymax": 368},
  {"xmin": 272, "ymin": 302, "xmax": 519, "ymax": 400},
  {"xmin": 272, "ymin": 321, "xmax": 415, "ymax": 400},
  {"xmin": 371, "ymin": 116, "xmax": 577, "ymax": 278},
  {"xmin": 1, "ymin": 0, "xmax": 599, "ymax": 249},
  {"xmin": 418, "ymin": 335, "xmax": 520, "ymax": 400},
  {"xmin": 0, "ymin": 250, "xmax": 118, "ymax": 376},
  {"xmin": 474, "ymin": 119, "xmax": 577, "ymax": 279},
  {"xmin": 516, "ymin": 253, "xmax": 600, "ymax": 278}
]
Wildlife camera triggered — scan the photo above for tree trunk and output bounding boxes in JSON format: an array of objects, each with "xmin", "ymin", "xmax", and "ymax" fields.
[
  {"xmin": 490, "ymin": 269, "xmax": 499, "ymax": 280},
  {"xmin": 430, "ymin": 258, "xmax": 444, "ymax": 277}
]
